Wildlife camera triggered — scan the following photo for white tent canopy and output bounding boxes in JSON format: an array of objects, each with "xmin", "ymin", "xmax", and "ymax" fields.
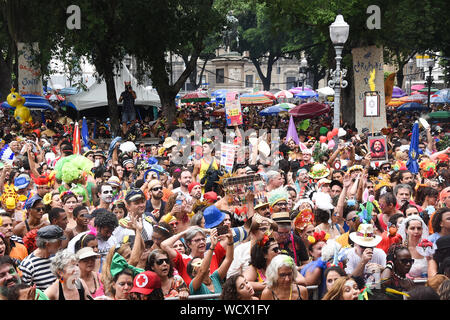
[{"xmin": 65, "ymin": 63, "xmax": 161, "ymax": 111}]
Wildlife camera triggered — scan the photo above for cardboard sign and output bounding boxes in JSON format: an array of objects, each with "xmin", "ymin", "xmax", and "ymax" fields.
[
  {"xmin": 17, "ymin": 42, "xmax": 43, "ymax": 96},
  {"xmin": 220, "ymin": 143, "xmax": 237, "ymax": 173},
  {"xmin": 225, "ymin": 91, "xmax": 243, "ymax": 126}
]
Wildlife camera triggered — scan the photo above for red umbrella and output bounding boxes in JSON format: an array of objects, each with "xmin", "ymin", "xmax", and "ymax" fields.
[
  {"xmin": 212, "ymin": 108, "xmax": 225, "ymax": 116},
  {"xmin": 289, "ymin": 102, "xmax": 330, "ymax": 119},
  {"xmin": 256, "ymin": 91, "xmax": 276, "ymax": 100}
]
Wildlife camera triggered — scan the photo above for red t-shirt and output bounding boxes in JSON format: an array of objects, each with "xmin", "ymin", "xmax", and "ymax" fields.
[{"xmin": 172, "ymin": 242, "xmax": 226, "ymax": 286}]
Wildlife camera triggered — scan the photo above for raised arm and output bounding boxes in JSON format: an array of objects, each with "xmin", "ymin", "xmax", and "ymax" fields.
[
  {"xmin": 217, "ymin": 230, "xmax": 234, "ymax": 280},
  {"xmin": 160, "ymin": 226, "xmax": 193, "ymax": 260},
  {"xmin": 336, "ymin": 173, "xmax": 351, "ymax": 218},
  {"xmin": 191, "ymin": 229, "xmax": 217, "ymax": 292},
  {"xmin": 128, "ymin": 215, "xmax": 144, "ymax": 266}
]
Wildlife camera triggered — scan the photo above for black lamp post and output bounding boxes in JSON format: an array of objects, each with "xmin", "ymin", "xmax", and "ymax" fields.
[{"xmin": 426, "ymin": 59, "xmax": 435, "ymax": 110}]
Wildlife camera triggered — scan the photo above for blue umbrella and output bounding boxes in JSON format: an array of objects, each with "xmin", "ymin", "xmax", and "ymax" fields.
[
  {"xmin": 1, "ymin": 94, "xmax": 55, "ymax": 111},
  {"xmin": 293, "ymin": 90, "xmax": 318, "ymax": 99},
  {"xmin": 432, "ymin": 88, "xmax": 450, "ymax": 103},
  {"xmin": 397, "ymin": 102, "xmax": 429, "ymax": 112},
  {"xmin": 430, "ymin": 95, "xmax": 446, "ymax": 104},
  {"xmin": 259, "ymin": 105, "xmax": 287, "ymax": 116}
]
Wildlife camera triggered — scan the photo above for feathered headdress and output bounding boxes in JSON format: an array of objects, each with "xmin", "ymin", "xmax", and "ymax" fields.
[
  {"xmin": 294, "ymin": 209, "xmax": 314, "ymax": 232},
  {"xmin": 307, "ymin": 231, "xmax": 330, "ymax": 244},
  {"xmin": 0, "ymin": 144, "xmax": 15, "ymax": 164},
  {"xmin": 312, "ymin": 192, "xmax": 334, "ymax": 212},
  {"xmin": 31, "ymin": 172, "xmax": 56, "ymax": 186},
  {"xmin": 268, "ymin": 187, "xmax": 289, "ymax": 207}
]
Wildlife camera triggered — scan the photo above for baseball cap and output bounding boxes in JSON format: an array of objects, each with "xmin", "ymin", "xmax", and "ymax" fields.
[
  {"xmin": 125, "ymin": 189, "xmax": 145, "ymax": 202},
  {"xmin": 24, "ymin": 195, "xmax": 43, "ymax": 210},
  {"xmin": 37, "ymin": 225, "xmax": 66, "ymax": 240},
  {"xmin": 130, "ymin": 271, "xmax": 161, "ymax": 295},
  {"xmin": 203, "ymin": 191, "xmax": 218, "ymax": 202},
  {"xmin": 14, "ymin": 174, "xmax": 31, "ymax": 190}
]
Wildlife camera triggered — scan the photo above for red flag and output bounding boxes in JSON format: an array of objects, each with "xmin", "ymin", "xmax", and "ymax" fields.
[{"xmin": 73, "ymin": 122, "xmax": 81, "ymax": 155}]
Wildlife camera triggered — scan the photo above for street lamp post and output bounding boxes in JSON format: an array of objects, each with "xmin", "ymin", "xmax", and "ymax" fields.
[
  {"xmin": 299, "ymin": 57, "xmax": 308, "ymax": 91},
  {"xmin": 426, "ymin": 59, "xmax": 434, "ymax": 110},
  {"xmin": 408, "ymin": 59, "xmax": 414, "ymax": 95},
  {"xmin": 328, "ymin": 14, "xmax": 349, "ymax": 130}
]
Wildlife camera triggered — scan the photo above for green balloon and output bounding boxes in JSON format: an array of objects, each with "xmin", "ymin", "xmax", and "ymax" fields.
[{"xmin": 319, "ymin": 126, "xmax": 329, "ymax": 135}]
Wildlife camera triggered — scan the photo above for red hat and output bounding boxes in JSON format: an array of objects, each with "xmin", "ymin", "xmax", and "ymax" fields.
[
  {"xmin": 188, "ymin": 181, "xmax": 200, "ymax": 194},
  {"xmin": 203, "ymin": 191, "xmax": 218, "ymax": 202},
  {"xmin": 130, "ymin": 271, "xmax": 161, "ymax": 295}
]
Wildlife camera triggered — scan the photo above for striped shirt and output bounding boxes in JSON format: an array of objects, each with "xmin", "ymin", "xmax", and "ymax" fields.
[{"xmin": 19, "ymin": 252, "xmax": 56, "ymax": 290}]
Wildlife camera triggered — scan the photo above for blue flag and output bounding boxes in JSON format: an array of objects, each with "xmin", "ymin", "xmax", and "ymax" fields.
[
  {"xmin": 406, "ymin": 121, "xmax": 419, "ymax": 174},
  {"xmin": 82, "ymin": 117, "xmax": 90, "ymax": 150}
]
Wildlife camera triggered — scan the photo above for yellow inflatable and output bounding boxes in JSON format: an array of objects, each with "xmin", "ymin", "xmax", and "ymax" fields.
[{"xmin": 7, "ymin": 88, "xmax": 32, "ymax": 124}]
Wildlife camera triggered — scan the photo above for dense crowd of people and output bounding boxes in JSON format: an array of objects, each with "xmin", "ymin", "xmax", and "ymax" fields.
[{"xmin": 0, "ymin": 97, "xmax": 449, "ymax": 301}]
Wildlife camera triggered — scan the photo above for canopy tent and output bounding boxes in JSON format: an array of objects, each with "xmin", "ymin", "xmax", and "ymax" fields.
[{"xmin": 63, "ymin": 63, "xmax": 161, "ymax": 111}]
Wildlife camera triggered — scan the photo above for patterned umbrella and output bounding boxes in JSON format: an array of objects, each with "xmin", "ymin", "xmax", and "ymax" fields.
[
  {"xmin": 256, "ymin": 91, "xmax": 277, "ymax": 100},
  {"xmin": 240, "ymin": 93, "xmax": 273, "ymax": 106},
  {"xmin": 181, "ymin": 91, "xmax": 210, "ymax": 103},
  {"xmin": 275, "ymin": 90, "xmax": 294, "ymax": 99}
]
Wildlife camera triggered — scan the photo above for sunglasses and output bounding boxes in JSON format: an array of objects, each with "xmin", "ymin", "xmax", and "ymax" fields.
[
  {"xmin": 381, "ymin": 166, "xmax": 391, "ymax": 170},
  {"xmin": 34, "ymin": 207, "xmax": 45, "ymax": 212},
  {"xmin": 155, "ymin": 258, "xmax": 170, "ymax": 266},
  {"xmin": 400, "ymin": 258, "xmax": 414, "ymax": 265},
  {"xmin": 152, "ymin": 187, "xmax": 163, "ymax": 191},
  {"xmin": 275, "ymin": 202, "xmax": 288, "ymax": 207}
]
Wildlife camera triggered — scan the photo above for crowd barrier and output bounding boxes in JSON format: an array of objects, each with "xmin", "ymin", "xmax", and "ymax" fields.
[{"xmin": 165, "ymin": 280, "xmax": 428, "ymax": 300}]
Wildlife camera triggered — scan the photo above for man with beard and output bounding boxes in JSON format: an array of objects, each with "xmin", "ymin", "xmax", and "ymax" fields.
[
  {"xmin": 294, "ymin": 168, "xmax": 310, "ymax": 199},
  {"xmin": 97, "ymin": 183, "xmax": 114, "ymax": 210},
  {"xmin": 145, "ymin": 180, "xmax": 166, "ymax": 223},
  {"xmin": 0, "ymin": 256, "xmax": 22, "ymax": 288},
  {"xmin": 394, "ymin": 184, "xmax": 415, "ymax": 210},
  {"xmin": 172, "ymin": 170, "xmax": 193, "ymax": 202},
  {"xmin": 188, "ymin": 182, "xmax": 202, "ymax": 202}
]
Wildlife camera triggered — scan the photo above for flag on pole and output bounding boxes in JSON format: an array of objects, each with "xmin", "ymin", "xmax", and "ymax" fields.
[
  {"xmin": 406, "ymin": 121, "xmax": 419, "ymax": 174},
  {"xmin": 73, "ymin": 122, "xmax": 81, "ymax": 155},
  {"xmin": 286, "ymin": 115, "xmax": 300, "ymax": 145},
  {"xmin": 82, "ymin": 117, "xmax": 90, "ymax": 150}
]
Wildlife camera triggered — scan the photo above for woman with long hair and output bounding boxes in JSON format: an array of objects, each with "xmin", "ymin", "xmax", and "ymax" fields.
[
  {"xmin": 220, "ymin": 273, "xmax": 259, "ymax": 300},
  {"xmin": 321, "ymin": 275, "xmax": 359, "ymax": 300}
]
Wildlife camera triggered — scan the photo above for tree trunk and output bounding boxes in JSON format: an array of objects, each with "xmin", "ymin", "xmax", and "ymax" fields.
[
  {"xmin": 104, "ymin": 65, "xmax": 120, "ymax": 137},
  {"xmin": 251, "ymin": 54, "xmax": 277, "ymax": 91}
]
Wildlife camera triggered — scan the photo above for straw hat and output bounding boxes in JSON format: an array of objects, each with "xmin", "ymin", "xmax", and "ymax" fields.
[
  {"xmin": 349, "ymin": 224, "xmax": 382, "ymax": 247},
  {"xmin": 163, "ymin": 137, "xmax": 178, "ymax": 149}
]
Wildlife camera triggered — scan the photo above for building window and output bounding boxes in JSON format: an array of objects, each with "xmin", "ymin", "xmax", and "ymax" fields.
[
  {"xmin": 286, "ymin": 77, "xmax": 296, "ymax": 90},
  {"xmin": 216, "ymin": 68, "xmax": 224, "ymax": 83},
  {"xmin": 245, "ymin": 74, "xmax": 254, "ymax": 88},
  {"xmin": 277, "ymin": 67, "xmax": 281, "ymax": 74}
]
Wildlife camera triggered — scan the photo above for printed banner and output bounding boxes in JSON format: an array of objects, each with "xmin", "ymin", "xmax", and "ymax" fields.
[
  {"xmin": 17, "ymin": 42, "xmax": 43, "ymax": 96},
  {"xmin": 225, "ymin": 91, "xmax": 243, "ymax": 126},
  {"xmin": 220, "ymin": 143, "xmax": 237, "ymax": 173}
]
